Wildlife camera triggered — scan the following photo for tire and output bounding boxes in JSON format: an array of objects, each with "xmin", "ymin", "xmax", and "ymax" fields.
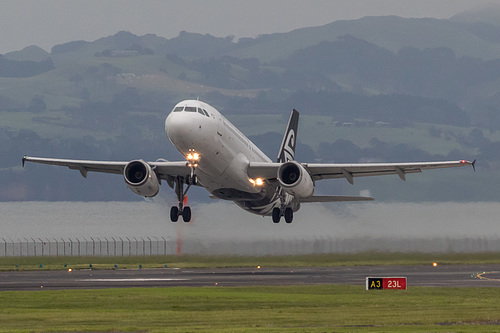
[
  {"xmin": 272, "ymin": 207, "xmax": 281, "ymax": 223},
  {"xmin": 170, "ymin": 206, "xmax": 179, "ymax": 222},
  {"xmin": 182, "ymin": 206, "xmax": 192, "ymax": 222},
  {"xmin": 284, "ymin": 207, "xmax": 293, "ymax": 223}
]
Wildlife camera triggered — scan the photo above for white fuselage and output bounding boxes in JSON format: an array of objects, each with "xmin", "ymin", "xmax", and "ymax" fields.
[{"xmin": 165, "ymin": 100, "xmax": 290, "ymax": 215}]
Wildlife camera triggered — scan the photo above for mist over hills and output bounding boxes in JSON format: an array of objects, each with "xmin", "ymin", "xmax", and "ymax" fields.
[{"xmin": 1, "ymin": 12, "xmax": 498, "ymax": 202}]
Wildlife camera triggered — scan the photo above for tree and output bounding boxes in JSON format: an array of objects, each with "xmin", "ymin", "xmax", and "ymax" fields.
[{"xmin": 28, "ymin": 95, "xmax": 46, "ymax": 113}]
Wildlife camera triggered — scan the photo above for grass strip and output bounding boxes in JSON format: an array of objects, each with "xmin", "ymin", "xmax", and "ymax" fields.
[
  {"xmin": 0, "ymin": 285, "xmax": 500, "ymax": 332},
  {"xmin": 1, "ymin": 252, "xmax": 500, "ymax": 271}
]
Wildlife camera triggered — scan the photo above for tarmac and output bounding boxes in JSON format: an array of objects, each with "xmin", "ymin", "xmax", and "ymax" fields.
[{"xmin": 1, "ymin": 264, "xmax": 500, "ymax": 291}]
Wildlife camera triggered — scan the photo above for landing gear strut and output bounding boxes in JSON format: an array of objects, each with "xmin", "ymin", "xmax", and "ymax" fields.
[
  {"xmin": 272, "ymin": 207, "xmax": 294, "ymax": 223},
  {"xmin": 170, "ymin": 173, "xmax": 196, "ymax": 223},
  {"xmin": 170, "ymin": 151, "xmax": 199, "ymax": 223}
]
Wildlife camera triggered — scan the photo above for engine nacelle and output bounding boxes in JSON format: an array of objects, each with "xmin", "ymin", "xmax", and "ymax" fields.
[
  {"xmin": 123, "ymin": 160, "xmax": 160, "ymax": 197},
  {"xmin": 277, "ymin": 161, "xmax": 314, "ymax": 198}
]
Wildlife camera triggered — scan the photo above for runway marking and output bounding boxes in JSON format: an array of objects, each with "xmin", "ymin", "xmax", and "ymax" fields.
[
  {"xmin": 476, "ymin": 271, "xmax": 500, "ymax": 282},
  {"xmin": 77, "ymin": 278, "xmax": 189, "ymax": 282}
]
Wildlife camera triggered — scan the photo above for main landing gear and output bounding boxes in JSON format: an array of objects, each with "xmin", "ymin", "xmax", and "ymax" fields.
[
  {"xmin": 272, "ymin": 206, "xmax": 294, "ymax": 224},
  {"xmin": 170, "ymin": 174, "xmax": 196, "ymax": 223},
  {"xmin": 271, "ymin": 188, "xmax": 294, "ymax": 223}
]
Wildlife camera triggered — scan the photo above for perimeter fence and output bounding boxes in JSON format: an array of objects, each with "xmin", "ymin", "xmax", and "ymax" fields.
[
  {"xmin": 0, "ymin": 237, "xmax": 172, "ymax": 257},
  {"xmin": 1, "ymin": 236, "xmax": 499, "ymax": 257}
]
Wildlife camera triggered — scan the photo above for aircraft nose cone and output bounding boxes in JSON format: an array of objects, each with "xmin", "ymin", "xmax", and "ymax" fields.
[
  {"xmin": 165, "ymin": 112, "xmax": 200, "ymax": 151},
  {"xmin": 166, "ymin": 113, "xmax": 187, "ymax": 142}
]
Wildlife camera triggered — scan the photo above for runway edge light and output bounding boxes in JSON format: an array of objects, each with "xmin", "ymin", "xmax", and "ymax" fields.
[{"xmin": 366, "ymin": 277, "xmax": 407, "ymax": 290}]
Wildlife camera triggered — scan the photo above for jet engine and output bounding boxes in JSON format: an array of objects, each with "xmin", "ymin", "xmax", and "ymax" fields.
[
  {"xmin": 277, "ymin": 161, "xmax": 314, "ymax": 198},
  {"xmin": 123, "ymin": 160, "xmax": 160, "ymax": 197}
]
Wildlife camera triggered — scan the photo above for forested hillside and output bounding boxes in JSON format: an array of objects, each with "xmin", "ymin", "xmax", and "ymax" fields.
[{"xmin": 1, "ymin": 11, "xmax": 499, "ymax": 202}]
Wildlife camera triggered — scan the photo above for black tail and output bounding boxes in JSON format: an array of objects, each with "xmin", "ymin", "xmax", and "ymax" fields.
[{"xmin": 277, "ymin": 109, "xmax": 299, "ymax": 163}]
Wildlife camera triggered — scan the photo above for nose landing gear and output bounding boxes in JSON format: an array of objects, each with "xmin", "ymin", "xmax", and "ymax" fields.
[
  {"xmin": 170, "ymin": 152, "xmax": 199, "ymax": 223},
  {"xmin": 170, "ymin": 173, "xmax": 196, "ymax": 223}
]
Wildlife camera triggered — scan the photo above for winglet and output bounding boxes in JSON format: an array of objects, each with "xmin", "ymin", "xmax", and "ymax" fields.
[
  {"xmin": 22, "ymin": 155, "xmax": 27, "ymax": 168},
  {"xmin": 277, "ymin": 109, "xmax": 299, "ymax": 163},
  {"xmin": 472, "ymin": 159, "xmax": 476, "ymax": 172}
]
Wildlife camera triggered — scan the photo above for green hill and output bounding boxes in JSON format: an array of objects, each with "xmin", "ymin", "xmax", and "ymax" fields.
[{"xmin": 1, "ymin": 15, "xmax": 499, "ymax": 201}]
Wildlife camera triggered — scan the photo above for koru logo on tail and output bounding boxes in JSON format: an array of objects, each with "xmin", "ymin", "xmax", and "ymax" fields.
[{"xmin": 283, "ymin": 129, "xmax": 295, "ymax": 162}]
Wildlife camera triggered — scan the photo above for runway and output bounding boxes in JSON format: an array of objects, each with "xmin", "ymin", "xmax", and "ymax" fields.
[{"xmin": 1, "ymin": 265, "xmax": 500, "ymax": 291}]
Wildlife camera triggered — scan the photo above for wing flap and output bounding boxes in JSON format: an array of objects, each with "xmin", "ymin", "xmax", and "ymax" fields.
[
  {"xmin": 305, "ymin": 160, "xmax": 473, "ymax": 183},
  {"xmin": 247, "ymin": 162, "xmax": 281, "ymax": 180},
  {"xmin": 248, "ymin": 160, "xmax": 473, "ymax": 184},
  {"xmin": 300, "ymin": 195, "xmax": 374, "ymax": 203},
  {"xmin": 22, "ymin": 156, "xmax": 126, "ymax": 177},
  {"xmin": 22, "ymin": 156, "xmax": 190, "ymax": 180}
]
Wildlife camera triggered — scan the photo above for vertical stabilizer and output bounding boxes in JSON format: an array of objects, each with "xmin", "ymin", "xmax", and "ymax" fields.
[{"xmin": 277, "ymin": 109, "xmax": 299, "ymax": 162}]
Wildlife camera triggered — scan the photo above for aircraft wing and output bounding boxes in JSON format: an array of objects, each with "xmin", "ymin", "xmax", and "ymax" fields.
[
  {"xmin": 22, "ymin": 156, "xmax": 190, "ymax": 180},
  {"xmin": 248, "ymin": 160, "xmax": 475, "ymax": 185}
]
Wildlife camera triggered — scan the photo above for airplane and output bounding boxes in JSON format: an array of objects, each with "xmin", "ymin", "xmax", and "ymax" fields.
[{"xmin": 22, "ymin": 99, "xmax": 475, "ymax": 223}]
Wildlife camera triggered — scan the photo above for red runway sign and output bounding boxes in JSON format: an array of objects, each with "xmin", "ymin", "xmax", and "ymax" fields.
[{"xmin": 366, "ymin": 277, "xmax": 407, "ymax": 290}]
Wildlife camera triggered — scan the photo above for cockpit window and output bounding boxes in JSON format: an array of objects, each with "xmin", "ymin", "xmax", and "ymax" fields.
[
  {"xmin": 197, "ymin": 108, "xmax": 205, "ymax": 115},
  {"xmin": 185, "ymin": 106, "xmax": 196, "ymax": 112},
  {"xmin": 173, "ymin": 106, "xmax": 184, "ymax": 112},
  {"xmin": 202, "ymin": 109, "xmax": 209, "ymax": 117}
]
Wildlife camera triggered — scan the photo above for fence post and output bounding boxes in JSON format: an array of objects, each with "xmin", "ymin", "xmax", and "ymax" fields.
[
  {"xmin": 105, "ymin": 238, "xmax": 109, "ymax": 256},
  {"xmin": 147, "ymin": 237, "xmax": 152, "ymax": 256},
  {"xmin": 91, "ymin": 237, "xmax": 95, "ymax": 256},
  {"xmin": 83, "ymin": 238, "xmax": 88, "ymax": 256},
  {"xmin": 98, "ymin": 238, "xmax": 102, "ymax": 256},
  {"xmin": 153, "ymin": 236, "xmax": 159, "ymax": 255},
  {"xmin": 76, "ymin": 238, "xmax": 81, "ymax": 256},
  {"xmin": 112, "ymin": 237, "xmax": 116, "ymax": 257},
  {"xmin": 53, "ymin": 238, "xmax": 59, "ymax": 256},
  {"xmin": 119, "ymin": 237, "xmax": 124, "ymax": 256},
  {"xmin": 31, "ymin": 238, "xmax": 37, "ymax": 257},
  {"xmin": 134, "ymin": 237, "xmax": 138, "ymax": 256},
  {"xmin": 126, "ymin": 237, "xmax": 131, "ymax": 256},
  {"xmin": 38, "ymin": 238, "xmax": 44, "ymax": 256},
  {"xmin": 24, "ymin": 238, "xmax": 29, "ymax": 256}
]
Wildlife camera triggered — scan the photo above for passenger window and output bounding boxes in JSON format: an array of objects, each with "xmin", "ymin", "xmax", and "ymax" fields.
[
  {"xmin": 185, "ymin": 106, "xmax": 196, "ymax": 112},
  {"xmin": 173, "ymin": 106, "xmax": 184, "ymax": 112}
]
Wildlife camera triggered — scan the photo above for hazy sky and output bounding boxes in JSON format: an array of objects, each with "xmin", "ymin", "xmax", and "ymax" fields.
[{"xmin": 0, "ymin": 0, "xmax": 494, "ymax": 54}]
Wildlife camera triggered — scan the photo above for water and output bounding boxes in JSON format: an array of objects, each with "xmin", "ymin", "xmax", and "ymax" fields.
[{"xmin": 1, "ymin": 201, "xmax": 499, "ymax": 255}]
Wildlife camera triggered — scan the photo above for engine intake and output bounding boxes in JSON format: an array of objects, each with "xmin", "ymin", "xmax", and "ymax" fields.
[
  {"xmin": 277, "ymin": 161, "xmax": 314, "ymax": 198},
  {"xmin": 123, "ymin": 160, "xmax": 160, "ymax": 197}
]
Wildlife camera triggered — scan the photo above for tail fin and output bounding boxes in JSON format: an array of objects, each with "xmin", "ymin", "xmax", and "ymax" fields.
[{"xmin": 277, "ymin": 109, "xmax": 299, "ymax": 163}]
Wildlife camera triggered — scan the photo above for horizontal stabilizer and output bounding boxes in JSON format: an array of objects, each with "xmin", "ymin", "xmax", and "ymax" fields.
[{"xmin": 300, "ymin": 195, "xmax": 374, "ymax": 203}]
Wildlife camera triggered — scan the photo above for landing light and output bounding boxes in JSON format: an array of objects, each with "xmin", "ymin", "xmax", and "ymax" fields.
[
  {"xmin": 249, "ymin": 178, "xmax": 264, "ymax": 186},
  {"xmin": 186, "ymin": 149, "xmax": 200, "ymax": 162}
]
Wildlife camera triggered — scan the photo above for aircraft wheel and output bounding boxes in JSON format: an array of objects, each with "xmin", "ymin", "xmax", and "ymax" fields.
[
  {"xmin": 272, "ymin": 207, "xmax": 281, "ymax": 223},
  {"xmin": 182, "ymin": 206, "xmax": 192, "ymax": 222},
  {"xmin": 284, "ymin": 207, "xmax": 293, "ymax": 223},
  {"xmin": 170, "ymin": 206, "xmax": 179, "ymax": 222}
]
